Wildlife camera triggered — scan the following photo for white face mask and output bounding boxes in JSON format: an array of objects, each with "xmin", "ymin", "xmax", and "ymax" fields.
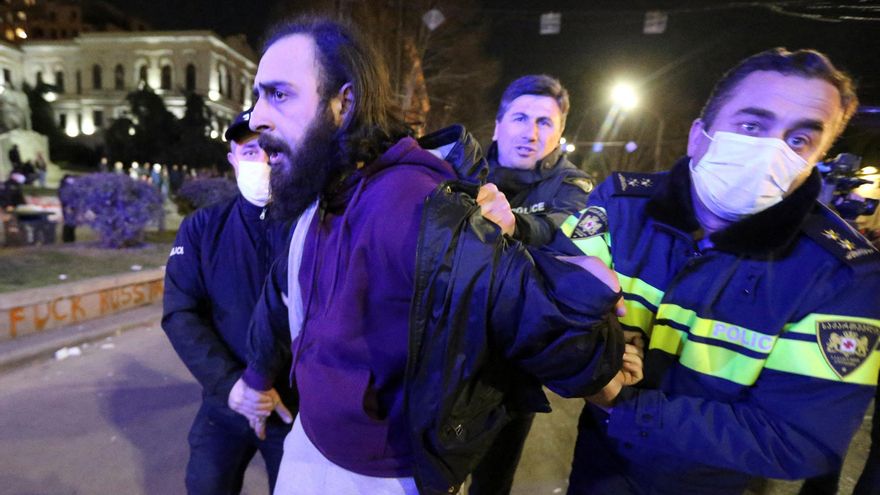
[
  {"xmin": 236, "ymin": 160, "xmax": 271, "ymax": 207},
  {"xmin": 690, "ymin": 130, "xmax": 810, "ymax": 222}
]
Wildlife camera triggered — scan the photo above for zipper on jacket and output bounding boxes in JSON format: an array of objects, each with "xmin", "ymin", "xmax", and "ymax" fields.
[{"xmin": 260, "ymin": 207, "xmax": 266, "ymax": 220}]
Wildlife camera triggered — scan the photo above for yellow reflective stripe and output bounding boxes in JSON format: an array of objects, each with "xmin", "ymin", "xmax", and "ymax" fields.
[
  {"xmin": 618, "ymin": 273, "xmax": 664, "ymax": 309},
  {"xmin": 651, "ymin": 323, "xmax": 686, "ymax": 355},
  {"xmin": 572, "ymin": 236, "xmax": 612, "ymax": 267},
  {"xmin": 619, "ymin": 300, "xmax": 655, "ymax": 335},
  {"xmin": 560, "ymin": 213, "xmax": 579, "ymax": 237},
  {"xmin": 650, "ymin": 305, "xmax": 774, "ymax": 385},
  {"xmin": 681, "ymin": 317, "xmax": 771, "ymax": 386},
  {"xmin": 655, "ymin": 304, "xmax": 697, "ymax": 328},
  {"xmin": 679, "ymin": 339, "xmax": 767, "ymax": 386},
  {"xmin": 765, "ymin": 339, "xmax": 879, "ymax": 385},
  {"xmin": 766, "ymin": 314, "xmax": 880, "ymax": 385}
]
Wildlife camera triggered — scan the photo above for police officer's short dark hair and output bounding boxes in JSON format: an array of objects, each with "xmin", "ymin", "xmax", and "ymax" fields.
[
  {"xmin": 496, "ymin": 74, "xmax": 570, "ymax": 129},
  {"xmin": 700, "ymin": 48, "xmax": 858, "ymax": 135}
]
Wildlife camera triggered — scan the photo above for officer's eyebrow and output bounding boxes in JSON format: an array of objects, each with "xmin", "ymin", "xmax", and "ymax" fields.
[{"xmin": 732, "ymin": 107, "xmax": 776, "ymax": 120}]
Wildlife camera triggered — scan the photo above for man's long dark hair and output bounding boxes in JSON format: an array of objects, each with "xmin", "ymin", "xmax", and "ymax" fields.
[{"xmin": 262, "ymin": 15, "xmax": 412, "ymax": 168}]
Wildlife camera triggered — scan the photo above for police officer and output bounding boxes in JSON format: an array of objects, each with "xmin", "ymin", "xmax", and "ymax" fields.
[
  {"xmin": 469, "ymin": 74, "xmax": 593, "ymax": 495},
  {"xmin": 560, "ymin": 48, "xmax": 880, "ymax": 494},
  {"xmin": 485, "ymin": 74, "xmax": 592, "ymax": 247},
  {"xmin": 162, "ymin": 110, "xmax": 295, "ymax": 494}
]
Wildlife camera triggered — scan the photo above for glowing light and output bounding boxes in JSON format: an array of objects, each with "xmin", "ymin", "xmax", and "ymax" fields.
[
  {"xmin": 128, "ymin": 127, "xmax": 136, "ymax": 136},
  {"xmin": 625, "ymin": 141, "xmax": 638, "ymax": 153},
  {"xmin": 564, "ymin": 143, "xmax": 576, "ymax": 153},
  {"xmin": 210, "ymin": 130, "xmax": 219, "ymax": 139},
  {"xmin": 592, "ymin": 142, "xmax": 604, "ymax": 153},
  {"xmin": 208, "ymin": 90, "xmax": 220, "ymax": 101},
  {"xmin": 861, "ymin": 166, "xmax": 878, "ymax": 175},
  {"xmin": 560, "ymin": 137, "xmax": 567, "ymax": 145},
  {"xmin": 611, "ymin": 82, "xmax": 639, "ymax": 111},
  {"xmin": 15, "ymin": 28, "xmax": 27, "ymax": 39},
  {"xmin": 43, "ymin": 91, "xmax": 57, "ymax": 102}
]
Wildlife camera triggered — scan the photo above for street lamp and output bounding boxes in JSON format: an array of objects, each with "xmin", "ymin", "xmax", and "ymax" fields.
[
  {"xmin": 610, "ymin": 82, "xmax": 638, "ymax": 111},
  {"xmin": 610, "ymin": 81, "xmax": 664, "ymax": 167}
]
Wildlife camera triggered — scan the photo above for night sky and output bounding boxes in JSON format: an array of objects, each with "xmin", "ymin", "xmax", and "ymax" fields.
[{"xmin": 109, "ymin": 0, "xmax": 880, "ymax": 162}]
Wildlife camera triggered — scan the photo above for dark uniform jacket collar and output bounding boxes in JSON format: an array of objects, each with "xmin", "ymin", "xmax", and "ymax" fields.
[
  {"xmin": 646, "ymin": 156, "xmax": 821, "ymax": 257},
  {"xmin": 486, "ymin": 141, "xmax": 568, "ymax": 189}
]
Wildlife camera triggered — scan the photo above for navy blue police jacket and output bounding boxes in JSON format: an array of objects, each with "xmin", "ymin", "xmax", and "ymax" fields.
[
  {"xmin": 560, "ymin": 158, "xmax": 880, "ymax": 494},
  {"xmin": 487, "ymin": 142, "xmax": 593, "ymax": 246},
  {"xmin": 162, "ymin": 194, "xmax": 295, "ymax": 406}
]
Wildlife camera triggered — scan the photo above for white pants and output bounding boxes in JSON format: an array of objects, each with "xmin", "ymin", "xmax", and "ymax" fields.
[{"xmin": 273, "ymin": 416, "xmax": 419, "ymax": 495}]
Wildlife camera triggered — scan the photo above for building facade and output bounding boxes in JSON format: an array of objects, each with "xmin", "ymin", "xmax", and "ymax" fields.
[{"xmin": 19, "ymin": 30, "xmax": 254, "ymax": 142}]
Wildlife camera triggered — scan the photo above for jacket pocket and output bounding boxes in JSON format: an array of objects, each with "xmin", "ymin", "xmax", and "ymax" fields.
[{"xmin": 296, "ymin": 361, "xmax": 391, "ymax": 461}]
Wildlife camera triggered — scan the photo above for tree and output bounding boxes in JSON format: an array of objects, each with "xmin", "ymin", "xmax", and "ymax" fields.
[
  {"xmin": 175, "ymin": 92, "xmax": 227, "ymax": 169},
  {"xmin": 270, "ymin": 0, "xmax": 500, "ymax": 140}
]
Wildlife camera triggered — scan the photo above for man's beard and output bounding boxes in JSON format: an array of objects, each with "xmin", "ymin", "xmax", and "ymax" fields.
[{"xmin": 260, "ymin": 108, "xmax": 350, "ymax": 222}]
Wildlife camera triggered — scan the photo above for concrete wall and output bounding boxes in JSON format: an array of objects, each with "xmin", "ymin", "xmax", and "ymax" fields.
[{"xmin": 0, "ymin": 267, "xmax": 164, "ymax": 342}]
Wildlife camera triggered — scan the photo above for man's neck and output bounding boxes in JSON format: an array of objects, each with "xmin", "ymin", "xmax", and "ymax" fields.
[{"xmin": 690, "ymin": 183, "xmax": 731, "ymax": 237}]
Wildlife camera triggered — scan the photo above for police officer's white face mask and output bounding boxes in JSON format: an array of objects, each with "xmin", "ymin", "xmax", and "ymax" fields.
[
  {"xmin": 236, "ymin": 160, "xmax": 271, "ymax": 207},
  {"xmin": 690, "ymin": 130, "xmax": 810, "ymax": 222}
]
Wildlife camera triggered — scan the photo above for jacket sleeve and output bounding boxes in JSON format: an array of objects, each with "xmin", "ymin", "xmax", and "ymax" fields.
[
  {"xmin": 606, "ymin": 284, "xmax": 880, "ymax": 479},
  {"xmin": 512, "ymin": 176, "xmax": 591, "ymax": 247},
  {"xmin": 489, "ymin": 243, "xmax": 625, "ymax": 398},
  {"xmin": 243, "ymin": 255, "xmax": 292, "ymax": 391},
  {"xmin": 161, "ymin": 215, "xmax": 242, "ymax": 399}
]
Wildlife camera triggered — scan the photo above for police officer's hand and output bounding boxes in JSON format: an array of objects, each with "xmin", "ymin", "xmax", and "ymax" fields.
[
  {"xmin": 586, "ymin": 339, "xmax": 644, "ymax": 410},
  {"xmin": 556, "ymin": 255, "xmax": 625, "ymax": 317},
  {"xmin": 477, "ymin": 183, "xmax": 515, "ymax": 236},
  {"xmin": 229, "ymin": 378, "xmax": 294, "ymax": 439}
]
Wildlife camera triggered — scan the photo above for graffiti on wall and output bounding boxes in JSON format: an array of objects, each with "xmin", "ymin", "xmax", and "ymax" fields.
[{"xmin": 3, "ymin": 279, "xmax": 163, "ymax": 340}]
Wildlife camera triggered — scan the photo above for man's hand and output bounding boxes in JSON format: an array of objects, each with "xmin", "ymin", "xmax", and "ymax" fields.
[
  {"xmin": 557, "ymin": 255, "xmax": 625, "ymax": 317},
  {"xmin": 228, "ymin": 377, "xmax": 294, "ymax": 439},
  {"xmin": 477, "ymin": 183, "xmax": 515, "ymax": 236},
  {"xmin": 586, "ymin": 337, "xmax": 645, "ymax": 410}
]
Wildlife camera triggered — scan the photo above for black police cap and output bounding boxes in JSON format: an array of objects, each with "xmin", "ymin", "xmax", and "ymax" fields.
[{"xmin": 224, "ymin": 108, "xmax": 256, "ymax": 143}]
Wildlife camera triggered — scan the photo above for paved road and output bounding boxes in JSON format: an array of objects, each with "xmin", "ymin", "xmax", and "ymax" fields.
[
  {"xmin": 0, "ymin": 323, "xmax": 269, "ymax": 495},
  {"xmin": 0, "ymin": 321, "xmax": 873, "ymax": 495}
]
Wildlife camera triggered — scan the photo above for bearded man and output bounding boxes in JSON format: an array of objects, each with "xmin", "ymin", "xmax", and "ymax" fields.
[{"xmin": 227, "ymin": 16, "xmax": 641, "ymax": 495}]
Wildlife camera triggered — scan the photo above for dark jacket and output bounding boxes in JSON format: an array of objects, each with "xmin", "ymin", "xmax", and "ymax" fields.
[
  {"xmin": 562, "ymin": 158, "xmax": 880, "ymax": 494},
  {"xmin": 406, "ymin": 178, "xmax": 625, "ymax": 495},
  {"xmin": 487, "ymin": 142, "xmax": 592, "ymax": 246},
  {"xmin": 163, "ymin": 194, "xmax": 295, "ymax": 407}
]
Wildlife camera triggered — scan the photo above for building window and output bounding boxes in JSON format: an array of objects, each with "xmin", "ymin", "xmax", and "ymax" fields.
[
  {"xmin": 76, "ymin": 70, "xmax": 81, "ymax": 94},
  {"xmin": 93, "ymin": 110, "xmax": 103, "ymax": 128},
  {"xmin": 59, "ymin": 113, "xmax": 66, "ymax": 128},
  {"xmin": 225, "ymin": 72, "xmax": 232, "ymax": 98},
  {"xmin": 35, "ymin": 71, "xmax": 43, "ymax": 84},
  {"xmin": 92, "ymin": 64, "xmax": 102, "ymax": 90},
  {"xmin": 114, "ymin": 64, "xmax": 124, "ymax": 90},
  {"xmin": 55, "ymin": 71, "xmax": 64, "ymax": 92},
  {"xmin": 138, "ymin": 65, "xmax": 148, "ymax": 87},
  {"xmin": 3, "ymin": 68, "xmax": 11, "ymax": 87},
  {"xmin": 161, "ymin": 65, "xmax": 172, "ymax": 90},
  {"xmin": 185, "ymin": 63, "xmax": 196, "ymax": 91}
]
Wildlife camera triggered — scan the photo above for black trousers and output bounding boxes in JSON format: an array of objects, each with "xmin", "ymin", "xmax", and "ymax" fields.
[{"xmin": 185, "ymin": 399, "xmax": 291, "ymax": 495}]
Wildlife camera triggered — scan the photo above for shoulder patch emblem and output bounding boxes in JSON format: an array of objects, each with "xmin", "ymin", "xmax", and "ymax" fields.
[
  {"xmin": 571, "ymin": 206, "xmax": 608, "ymax": 240},
  {"xmin": 816, "ymin": 320, "xmax": 880, "ymax": 379},
  {"xmin": 565, "ymin": 177, "xmax": 594, "ymax": 194}
]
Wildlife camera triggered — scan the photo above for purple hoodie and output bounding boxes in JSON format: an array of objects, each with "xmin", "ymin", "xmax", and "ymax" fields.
[{"xmin": 292, "ymin": 137, "xmax": 456, "ymax": 476}]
